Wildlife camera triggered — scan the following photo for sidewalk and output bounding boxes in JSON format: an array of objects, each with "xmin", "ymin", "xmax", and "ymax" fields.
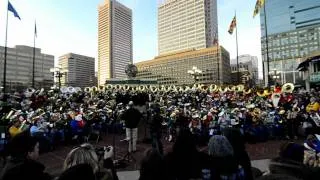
[{"xmin": 116, "ymin": 159, "xmax": 271, "ymax": 180}]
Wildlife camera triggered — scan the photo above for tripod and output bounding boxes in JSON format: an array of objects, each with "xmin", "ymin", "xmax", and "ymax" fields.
[{"xmin": 122, "ymin": 128, "xmax": 136, "ymax": 164}]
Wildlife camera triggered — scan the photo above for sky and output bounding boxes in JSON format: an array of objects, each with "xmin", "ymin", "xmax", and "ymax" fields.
[{"xmin": 0, "ymin": 0, "xmax": 262, "ymax": 76}]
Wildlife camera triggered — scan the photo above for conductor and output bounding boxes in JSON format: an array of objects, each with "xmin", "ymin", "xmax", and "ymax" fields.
[{"xmin": 122, "ymin": 101, "xmax": 142, "ymax": 152}]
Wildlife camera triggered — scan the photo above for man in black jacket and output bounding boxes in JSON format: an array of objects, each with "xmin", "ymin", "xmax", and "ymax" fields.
[
  {"xmin": 150, "ymin": 104, "xmax": 163, "ymax": 155},
  {"xmin": 122, "ymin": 101, "xmax": 142, "ymax": 152}
]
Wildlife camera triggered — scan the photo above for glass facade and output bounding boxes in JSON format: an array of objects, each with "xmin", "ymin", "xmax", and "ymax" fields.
[
  {"xmin": 260, "ymin": 0, "xmax": 320, "ymax": 85},
  {"xmin": 261, "ymin": 0, "xmax": 320, "ymax": 36}
]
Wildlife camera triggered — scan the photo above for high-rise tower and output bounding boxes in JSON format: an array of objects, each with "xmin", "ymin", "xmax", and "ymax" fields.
[
  {"xmin": 98, "ymin": 0, "xmax": 132, "ymax": 85},
  {"xmin": 158, "ymin": 0, "xmax": 218, "ymax": 55}
]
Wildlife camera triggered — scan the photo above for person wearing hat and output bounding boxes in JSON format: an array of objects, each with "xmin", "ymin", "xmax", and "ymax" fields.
[{"xmin": 306, "ymin": 97, "xmax": 319, "ymax": 113}]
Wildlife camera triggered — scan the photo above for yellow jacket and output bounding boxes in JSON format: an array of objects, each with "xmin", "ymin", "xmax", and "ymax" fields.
[
  {"xmin": 9, "ymin": 126, "xmax": 22, "ymax": 137},
  {"xmin": 306, "ymin": 102, "xmax": 320, "ymax": 113}
]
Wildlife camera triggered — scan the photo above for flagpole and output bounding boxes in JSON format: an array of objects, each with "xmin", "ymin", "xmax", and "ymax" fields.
[
  {"xmin": 217, "ymin": 41, "xmax": 220, "ymax": 85},
  {"xmin": 263, "ymin": 1, "xmax": 270, "ymax": 87},
  {"xmin": 235, "ymin": 11, "xmax": 240, "ymax": 84},
  {"xmin": 32, "ymin": 21, "xmax": 36, "ymax": 88},
  {"xmin": 3, "ymin": 0, "xmax": 10, "ymax": 98}
]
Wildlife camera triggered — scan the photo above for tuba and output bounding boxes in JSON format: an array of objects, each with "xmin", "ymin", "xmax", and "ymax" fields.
[
  {"xmin": 139, "ymin": 85, "xmax": 146, "ymax": 92},
  {"xmin": 263, "ymin": 89, "xmax": 272, "ymax": 97},
  {"xmin": 106, "ymin": 84, "xmax": 113, "ymax": 91},
  {"xmin": 123, "ymin": 84, "xmax": 130, "ymax": 91},
  {"xmin": 84, "ymin": 87, "xmax": 91, "ymax": 93},
  {"xmin": 256, "ymin": 88, "xmax": 265, "ymax": 97},
  {"xmin": 114, "ymin": 85, "xmax": 121, "ymax": 91},
  {"xmin": 178, "ymin": 86, "xmax": 185, "ymax": 92},
  {"xmin": 199, "ymin": 84, "xmax": 209, "ymax": 92},
  {"xmin": 227, "ymin": 85, "xmax": 235, "ymax": 92},
  {"xmin": 235, "ymin": 84, "xmax": 244, "ymax": 92},
  {"xmin": 74, "ymin": 87, "xmax": 82, "ymax": 93},
  {"xmin": 219, "ymin": 86, "xmax": 228, "ymax": 93},
  {"xmin": 98, "ymin": 86, "xmax": 105, "ymax": 92},
  {"xmin": 281, "ymin": 83, "xmax": 294, "ymax": 94},
  {"xmin": 60, "ymin": 87, "xmax": 68, "ymax": 94},
  {"xmin": 67, "ymin": 87, "xmax": 75, "ymax": 94},
  {"xmin": 150, "ymin": 86, "xmax": 158, "ymax": 93},
  {"xmin": 185, "ymin": 86, "xmax": 191, "ymax": 92},
  {"xmin": 91, "ymin": 86, "xmax": 98, "ymax": 92},
  {"xmin": 209, "ymin": 84, "xmax": 218, "ymax": 93}
]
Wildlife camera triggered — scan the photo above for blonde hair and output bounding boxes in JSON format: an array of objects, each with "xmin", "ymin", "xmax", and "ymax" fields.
[{"xmin": 63, "ymin": 143, "xmax": 99, "ymax": 173}]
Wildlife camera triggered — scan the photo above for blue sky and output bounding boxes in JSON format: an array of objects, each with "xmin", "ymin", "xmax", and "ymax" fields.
[{"xmin": 0, "ymin": 0, "xmax": 262, "ymax": 76}]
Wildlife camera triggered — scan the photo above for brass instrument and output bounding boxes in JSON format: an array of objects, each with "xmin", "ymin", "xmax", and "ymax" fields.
[
  {"xmin": 139, "ymin": 85, "xmax": 146, "ymax": 91},
  {"xmin": 178, "ymin": 86, "xmax": 185, "ymax": 92},
  {"xmin": 263, "ymin": 89, "xmax": 272, "ymax": 96},
  {"xmin": 106, "ymin": 84, "xmax": 113, "ymax": 91},
  {"xmin": 114, "ymin": 85, "xmax": 121, "ymax": 90},
  {"xmin": 91, "ymin": 86, "xmax": 98, "ymax": 92},
  {"xmin": 60, "ymin": 87, "xmax": 68, "ymax": 94},
  {"xmin": 219, "ymin": 86, "xmax": 228, "ymax": 93},
  {"xmin": 84, "ymin": 87, "xmax": 91, "ymax": 93},
  {"xmin": 123, "ymin": 84, "xmax": 130, "ymax": 91},
  {"xmin": 235, "ymin": 85, "xmax": 244, "ymax": 92},
  {"xmin": 98, "ymin": 86, "xmax": 105, "ymax": 92},
  {"xmin": 243, "ymin": 88, "xmax": 251, "ymax": 95},
  {"xmin": 199, "ymin": 84, "xmax": 209, "ymax": 92},
  {"xmin": 227, "ymin": 85, "xmax": 235, "ymax": 92},
  {"xmin": 150, "ymin": 86, "xmax": 158, "ymax": 93},
  {"xmin": 209, "ymin": 84, "xmax": 218, "ymax": 93},
  {"xmin": 75, "ymin": 87, "xmax": 82, "ymax": 93},
  {"xmin": 252, "ymin": 108, "xmax": 261, "ymax": 123},
  {"xmin": 256, "ymin": 88, "xmax": 265, "ymax": 97},
  {"xmin": 67, "ymin": 87, "xmax": 76, "ymax": 94},
  {"xmin": 184, "ymin": 86, "xmax": 191, "ymax": 92},
  {"xmin": 281, "ymin": 83, "xmax": 294, "ymax": 93}
]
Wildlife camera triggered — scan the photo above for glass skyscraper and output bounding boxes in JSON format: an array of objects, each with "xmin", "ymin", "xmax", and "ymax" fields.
[{"xmin": 260, "ymin": 0, "xmax": 320, "ymax": 85}]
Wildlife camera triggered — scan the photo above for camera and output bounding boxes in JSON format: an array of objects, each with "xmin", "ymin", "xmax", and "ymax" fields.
[{"xmin": 95, "ymin": 146, "xmax": 111, "ymax": 160}]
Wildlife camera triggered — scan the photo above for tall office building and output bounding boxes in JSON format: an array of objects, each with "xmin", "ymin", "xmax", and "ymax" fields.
[
  {"xmin": 158, "ymin": 0, "xmax": 218, "ymax": 55},
  {"xmin": 261, "ymin": 0, "xmax": 320, "ymax": 84},
  {"xmin": 58, "ymin": 53, "xmax": 95, "ymax": 88},
  {"xmin": 0, "ymin": 45, "xmax": 54, "ymax": 90},
  {"xmin": 98, "ymin": 0, "xmax": 132, "ymax": 85}
]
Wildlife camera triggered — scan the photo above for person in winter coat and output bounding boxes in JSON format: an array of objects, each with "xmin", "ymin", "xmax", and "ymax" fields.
[
  {"xmin": 164, "ymin": 129, "xmax": 211, "ymax": 180},
  {"xmin": 0, "ymin": 131, "xmax": 52, "ymax": 180},
  {"xmin": 62, "ymin": 143, "xmax": 118, "ymax": 180},
  {"xmin": 208, "ymin": 135, "xmax": 244, "ymax": 180},
  {"xmin": 223, "ymin": 128, "xmax": 254, "ymax": 180}
]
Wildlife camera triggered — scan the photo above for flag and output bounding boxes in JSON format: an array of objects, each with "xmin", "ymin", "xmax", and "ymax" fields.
[
  {"xmin": 228, "ymin": 16, "xmax": 237, "ymax": 35},
  {"xmin": 253, "ymin": 0, "xmax": 265, "ymax": 18},
  {"xmin": 35, "ymin": 22, "xmax": 37, "ymax": 38},
  {"xmin": 8, "ymin": 1, "xmax": 21, "ymax": 20}
]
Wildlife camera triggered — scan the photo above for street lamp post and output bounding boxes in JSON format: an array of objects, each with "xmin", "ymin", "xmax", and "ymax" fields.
[
  {"xmin": 187, "ymin": 66, "xmax": 202, "ymax": 84},
  {"xmin": 270, "ymin": 69, "xmax": 280, "ymax": 85},
  {"xmin": 50, "ymin": 66, "xmax": 68, "ymax": 90}
]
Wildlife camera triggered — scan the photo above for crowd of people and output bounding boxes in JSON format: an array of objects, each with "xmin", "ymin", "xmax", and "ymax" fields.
[{"xmin": 0, "ymin": 83, "xmax": 319, "ymax": 179}]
